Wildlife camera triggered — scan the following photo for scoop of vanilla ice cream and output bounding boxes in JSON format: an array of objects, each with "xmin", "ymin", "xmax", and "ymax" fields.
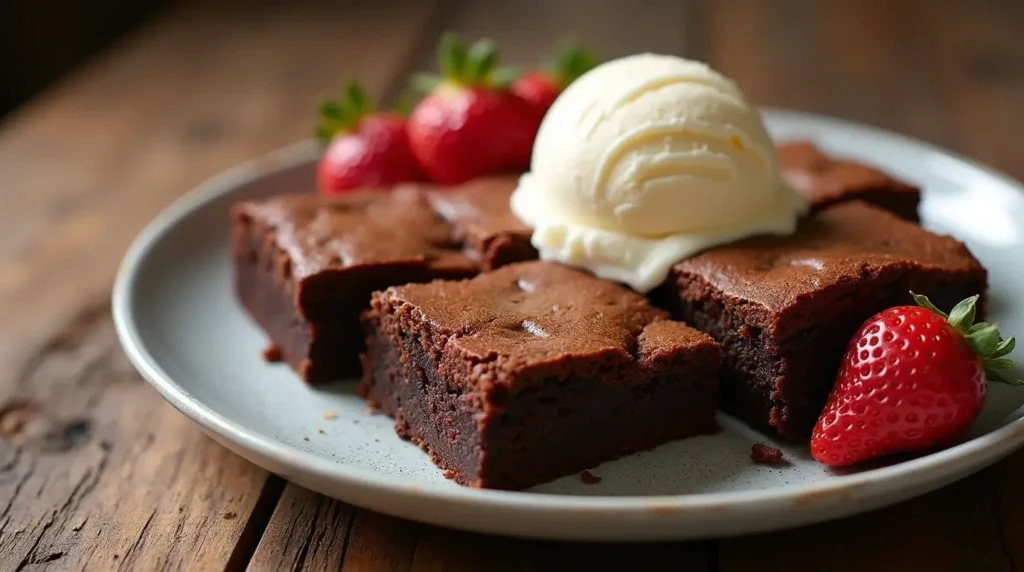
[{"xmin": 510, "ymin": 53, "xmax": 807, "ymax": 292}]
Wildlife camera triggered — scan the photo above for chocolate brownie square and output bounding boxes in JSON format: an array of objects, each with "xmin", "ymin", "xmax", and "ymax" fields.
[
  {"xmin": 359, "ymin": 261, "xmax": 721, "ymax": 490},
  {"xmin": 653, "ymin": 201, "xmax": 986, "ymax": 440},
  {"xmin": 427, "ymin": 176, "xmax": 536, "ymax": 270},
  {"xmin": 232, "ymin": 186, "xmax": 478, "ymax": 382},
  {"xmin": 233, "ymin": 177, "xmax": 543, "ymax": 383},
  {"xmin": 778, "ymin": 141, "xmax": 921, "ymax": 221}
]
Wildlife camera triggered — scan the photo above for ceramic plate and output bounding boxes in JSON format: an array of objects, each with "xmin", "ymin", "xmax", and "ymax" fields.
[{"xmin": 112, "ymin": 109, "xmax": 1024, "ymax": 541}]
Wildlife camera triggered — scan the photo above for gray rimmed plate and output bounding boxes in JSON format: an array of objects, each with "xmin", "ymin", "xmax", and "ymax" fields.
[{"xmin": 112, "ymin": 109, "xmax": 1024, "ymax": 541}]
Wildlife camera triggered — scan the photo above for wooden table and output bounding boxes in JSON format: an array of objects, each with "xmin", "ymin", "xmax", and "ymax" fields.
[{"xmin": 2, "ymin": 0, "xmax": 1023, "ymax": 569}]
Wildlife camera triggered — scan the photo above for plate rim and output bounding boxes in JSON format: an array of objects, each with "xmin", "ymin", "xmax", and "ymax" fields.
[{"xmin": 111, "ymin": 108, "xmax": 1024, "ymax": 524}]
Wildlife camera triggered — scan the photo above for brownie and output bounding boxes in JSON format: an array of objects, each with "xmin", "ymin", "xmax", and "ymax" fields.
[
  {"xmin": 652, "ymin": 201, "xmax": 986, "ymax": 440},
  {"xmin": 427, "ymin": 176, "xmax": 536, "ymax": 270},
  {"xmin": 359, "ymin": 261, "xmax": 721, "ymax": 490},
  {"xmin": 778, "ymin": 141, "xmax": 921, "ymax": 221},
  {"xmin": 233, "ymin": 177, "xmax": 540, "ymax": 383},
  {"xmin": 232, "ymin": 186, "xmax": 478, "ymax": 382}
]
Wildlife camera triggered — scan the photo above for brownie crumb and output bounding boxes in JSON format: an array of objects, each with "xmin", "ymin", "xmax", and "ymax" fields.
[
  {"xmin": 751, "ymin": 444, "xmax": 784, "ymax": 464},
  {"xmin": 323, "ymin": 411, "xmax": 339, "ymax": 420},
  {"xmin": 317, "ymin": 428, "xmax": 325, "ymax": 435},
  {"xmin": 580, "ymin": 470, "xmax": 602, "ymax": 484},
  {"xmin": 223, "ymin": 511, "xmax": 237, "ymax": 520},
  {"xmin": 302, "ymin": 435, "xmax": 310, "ymax": 442},
  {"xmin": 262, "ymin": 343, "xmax": 283, "ymax": 362}
]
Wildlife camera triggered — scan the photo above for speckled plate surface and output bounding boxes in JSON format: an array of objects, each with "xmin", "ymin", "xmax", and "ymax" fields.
[{"xmin": 112, "ymin": 109, "xmax": 1024, "ymax": 541}]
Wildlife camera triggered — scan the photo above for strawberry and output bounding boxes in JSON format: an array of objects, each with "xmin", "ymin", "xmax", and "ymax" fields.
[
  {"xmin": 315, "ymin": 82, "xmax": 422, "ymax": 194},
  {"xmin": 512, "ymin": 41, "xmax": 599, "ymax": 115},
  {"xmin": 811, "ymin": 293, "xmax": 1021, "ymax": 468},
  {"xmin": 406, "ymin": 33, "xmax": 542, "ymax": 185}
]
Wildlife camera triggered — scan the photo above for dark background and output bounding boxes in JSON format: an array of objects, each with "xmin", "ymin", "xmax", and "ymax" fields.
[{"xmin": 0, "ymin": 0, "xmax": 169, "ymax": 118}]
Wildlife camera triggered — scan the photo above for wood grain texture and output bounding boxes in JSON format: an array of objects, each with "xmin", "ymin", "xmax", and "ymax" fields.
[
  {"xmin": 0, "ymin": 0, "xmax": 441, "ymax": 569},
  {"xmin": 3, "ymin": 0, "xmax": 1024, "ymax": 569},
  {"xmin": 922, "ymin": 0, "xmax": 1024, "ymax": 178},
  {"xmin": 246, "ymin": 486, "xmax": 355, "ymax": 571},
  {"xmin": 716, "ymin": 478, "xmax": 1012, "ymax": 572},
  {"xmin": 0, "ymin": 300, "xmax": 276, "ymax": 570}
]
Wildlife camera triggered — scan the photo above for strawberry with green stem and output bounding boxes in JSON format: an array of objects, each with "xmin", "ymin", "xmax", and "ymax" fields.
[
  {"xmin": 811, "ymin": 292, "xmax": 1021, "ymax": 468},
  {"xmin": 315, "ymin": 81, "xmax": 422, "ymax": 194},
  {"xmin": 406, "ymin": 32, "xmax": 543, "ymax": 185},
  {"xmin": 512, "ymin": 40, "xmax": 599, "ymax": 115}
]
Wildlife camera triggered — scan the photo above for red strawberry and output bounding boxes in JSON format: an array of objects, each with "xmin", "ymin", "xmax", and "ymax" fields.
[
  {"xmin": 811, "ymin": 293, "xmax": 1021, "ymax": 468},
  {"xmin": 315, "ymin": 82, "xmax": 422, "ymax": 194},
  {"xmin": 406, "ymin": 33, "xmax": 542, "ymax": 185},
  {"xmin": 512, "ymin": 41, "xmax": 599, "ymax": 115}
]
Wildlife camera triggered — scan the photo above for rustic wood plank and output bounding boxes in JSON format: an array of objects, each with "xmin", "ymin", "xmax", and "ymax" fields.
[
  {"xmin": 409, "ymin": 525, "xmax": 711, "ymax": 572},
  {"xmin": 252, "ymin": 493, "xmax": 420, "ymax": 572},
  {"xmin": 341, "ymin": 511, "xmax": 420, "ymax": 572},
  {"xmin": 717, "ymin": 478, "xmax": 1011, "ymax": 572},
  {"xmin": 921, "ymin": 0, "xmax": 1024, "ymax": 179},
  {"xmin": 246, "ymin": 486, "xmax": 356, "ymax": 571},
  {"xmin": 988, "ymin": 452, "xmax": 1024, "ymax": 571},
  {"xmin": 708, "ymin": 0, "xmax": 956, "ymax": 146},
  {"xmin": 0, "ymin": 0, "xmax": 442, "ymax": 569},
  {"xmin": 403, "ymin": 528, "xmax": 708, "ymax": 572},
  {"xmin": 431, "ymin": 0, "xmax": 697, "ymax": 65},
  {"xmin": 0, "ymin": 300, "xmax": 279, "ymax": 570}
]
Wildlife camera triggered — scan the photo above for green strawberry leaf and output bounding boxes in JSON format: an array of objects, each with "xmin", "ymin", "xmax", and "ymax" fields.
[
  {"xmin": 314, "ymin": 81, "xmax": 377, "ymax": 145},
  {"xmin": 392, "ymin": 92, "xmax": 414, "ymax": 116},
  {"xmin": 553, "ymin": 39, "xmax": 599, "ymax": 87},
  {"xmin": 911, "ymin": 292, "xmax": 948, "ymax": 319},
  {"xmin": 965, "ymin": 322, "xmax": 1000, "ymax": 356},
  {"xmin": 345, "ymin": 81, "xmax": 371, "ymax": 116},
  {"xmin": 489, "ymin": 66, "xmax": 523, "ymax": 89},
  {"xmin": 315, "ymin": 99, "xmax": 350, "ymax": 145},
  {"xmin": 411, "ymin": 73, "xmax": 443, "ymax": 94},
  {"xmin": 994, "ymin": 337, "xmax": 1016, "ymax": 358},
  {"xmin": 911, "ymin": 291, "xmax": 1022, "ymax": 386},
  {"xmin": 439, "ymin": 31, "xmax": 467, "ymax": 80},
  {"xmin": 947, "ymin": 295, "xmax": 979, "ymax": 332},
  {"xmin": 987, "ymin": 366, "xmax": 1024, "ymax": 387},
  {"xmin": 467, "ymin": 39, "xmax": 498, "ymax": 83},
  {"xmin": 314, "ymin": 125, "xmax": 335, "ymax": 146},
  {"xmin": 987, "ymin": 357, "xmax": 1019, "ymax": 369},
  {"xmin": 320, "ymin": 100, "xmax": 346, "ymax": 121},
  {"xmin": 431, "ymin": 31, "xmax": 513, "ymax": 89},
  {"xmin": 969, "ymin": 322, "xmax": 990, "ymax": 334}
]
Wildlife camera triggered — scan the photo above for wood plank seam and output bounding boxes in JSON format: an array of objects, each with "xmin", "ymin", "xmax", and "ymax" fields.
[
  {"xmin": 225, "ymin": 476, "xmax": 286, "ymax": 572},
  {"xmin": 337, "ymin": 509, "xmax": 358, "ymax": 568},
  {"xmin": 983, "ymin": 472, "xmax": 1020, "ymax": 572}
]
